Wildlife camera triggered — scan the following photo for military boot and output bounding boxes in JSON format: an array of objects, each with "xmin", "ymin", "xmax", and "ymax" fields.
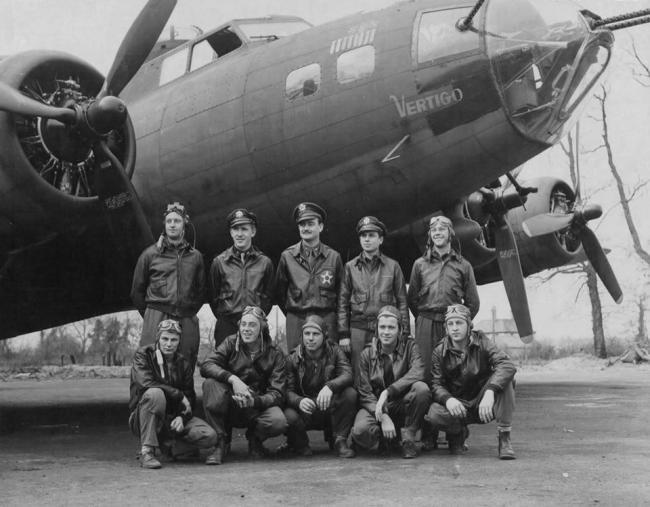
[
  {"xmin": 400, "ymin": 428, "xmax": 418, "ymax": 459},
  {"xmin": 205, "ymin": 438, "xmax": 227, "ymax": 465},
  {"xmin": 447, "ymin": 433, "xmax": 465, "ymax": 455},
  {"xmin": 140, "ymin": 446, "xmax": 162, "ymax": 469},
  {"xmin": 334, "ymin": 437, "xmax": 355, "ymax": 458},
  {"xmin": 248, "ymin": 434, "xmax": 270, "ymax": 459},
  {"xmin": 498, "ymin": 431, "xmax": 516, "ymax": 460}
]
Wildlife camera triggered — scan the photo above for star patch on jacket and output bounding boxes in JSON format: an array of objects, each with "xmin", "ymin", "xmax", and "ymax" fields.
[{"xmin": 319, "ymin": 270, "xmax": 334, "ymax": 287}]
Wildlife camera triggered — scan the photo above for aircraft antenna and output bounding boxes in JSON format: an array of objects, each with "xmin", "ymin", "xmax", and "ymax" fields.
[{"xmin": 458, "ymin": 0, "xmax": 487, "ymax": 31}]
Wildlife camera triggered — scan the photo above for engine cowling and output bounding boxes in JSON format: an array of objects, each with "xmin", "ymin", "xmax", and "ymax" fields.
[
  {"xmin": 0, "ymin": 51, "xmax": 135, "ymax": 242},
  {"xmin": 473, "ymin": 176, "xmax": 583, "ymax": 284}
]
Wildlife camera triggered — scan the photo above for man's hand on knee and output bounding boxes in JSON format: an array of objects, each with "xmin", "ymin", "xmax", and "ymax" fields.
[
  {"xmin": 380, "ymin": 413, "xmax": 396, "ymax": 440},
  {"xmin": 478, "ymin": 390, "xmax": 495, "ymax": 423},
  {"xmin": 445, "ymin": 398, "xmax": 467, "ymax": 419},
  {"xmin": 170, "ymin": 416, "xmax": 184, "ymax": 433}
]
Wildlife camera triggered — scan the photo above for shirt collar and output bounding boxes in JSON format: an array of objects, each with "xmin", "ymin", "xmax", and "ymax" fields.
[
  {"xmin": 356, "ymin": 251, "xmax": 383, "ymax": 266},
  {"xmin": 227, "ymin": 245, "xmax": 258, "ymax": 261},
  {"xmin": 442, "ymin": 331, "xmax": 479, "ymax": 354}
]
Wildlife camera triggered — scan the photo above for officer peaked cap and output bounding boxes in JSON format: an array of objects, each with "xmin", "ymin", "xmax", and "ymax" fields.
[
  {"xmin": 356, "ymin": 216, "xmax": 387, "ymax": 236},
  {"xmin": 227, "ymin": 208, "xmax": 257, "ymax": 228},
  {"xmin": 293, "ymin": 202, "xmax": 327, "ymax": 223}
]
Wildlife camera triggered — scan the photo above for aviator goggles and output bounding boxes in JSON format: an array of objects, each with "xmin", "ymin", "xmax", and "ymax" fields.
[
  {"xmin": 164, "ymin": 202, "xmax": 190, "ymax": 220},
  {"xmin": 157, "ymin": 319, "xmax": 182, "ymax": 335},
  {"xmin": 242, "ymin": 306, "xmax": 267, "ymax": 321},
  {"xmin": 444, "ymin": 304, "xmax": 471, "ymax": 322}
]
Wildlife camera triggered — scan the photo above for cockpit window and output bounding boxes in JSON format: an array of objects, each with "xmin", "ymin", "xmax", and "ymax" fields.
[
  {"xmin": 160, "ymin": 47, "xmax": 188, "ymax": 85},
  {"xmin": 337, "ymin": 45, "xmax": 375, "ymax": 84},
  {"xmin": 190, "ymin": 39, "xmax": 217, "ymax": 72},
  {"xmin": 286, "ymin": 64, "xmax": 321, "ymax": 100},
  {"xmin": 417, "ymin": 8, "xmax": 478, "ymax": 64},
  {"xmin": 238, "ymin": 21, "xmax": 311, "ymax": 40},
  {"xmin": 485, "ymin": 0, "xmax": 612, "ymax": 144}
]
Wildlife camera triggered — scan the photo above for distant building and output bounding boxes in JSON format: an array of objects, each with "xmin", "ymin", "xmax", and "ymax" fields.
[{"xmin": 476, "ymin": 307, "xmax": 527, "ymax": 359}]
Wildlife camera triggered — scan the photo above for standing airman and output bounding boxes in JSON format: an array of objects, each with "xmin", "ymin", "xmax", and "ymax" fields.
[
  {"xmin": 337, "ymin": 216, "xmax": 409, "ymax": 382},
  {"xmin": 407, "ymin": 215, "xmax": 479, "ymax": 449},
  {"xmin": 131, "ymin": 202, "xmax": 206, "ymax": 370},
  {"xmin": 275, "ymin": 202, "xmax": 343, "ymax": 351},
  {"xmin": 209, "ymin": 208, "xmax": 274, "ymax": 348}
]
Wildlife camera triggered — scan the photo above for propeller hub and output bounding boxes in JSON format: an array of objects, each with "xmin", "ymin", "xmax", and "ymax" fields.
[
  {"xmin": 85, "ymin": 96, "xmax": 128, "ymax": 135},
  {"xmin": 579, "ymin": 204, "xmax": 603, "ymax": 223}
]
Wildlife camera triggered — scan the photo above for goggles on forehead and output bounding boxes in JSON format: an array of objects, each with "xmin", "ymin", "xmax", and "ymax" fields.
[
  {"xmin": 445, "ymin": 304, "xmax": 471, "ymax": 321},
  {"xmin": 429, "ymin": 216, "xmax": 453, "ymax": 229},
  {"xmin": 158, "ymin": 319, "xmax": 182, "ymax": 334},
  {"xmin": 242, "ymin": 306, "xmax": 266, "ymax": 321},
  {"xmin": 164, "ymin": 202, "xmax": 189, "ymax": 219}
]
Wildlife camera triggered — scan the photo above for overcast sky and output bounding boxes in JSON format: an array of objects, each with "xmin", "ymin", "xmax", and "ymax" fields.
[{"xmin": 1, "ymin": 0, "xmax": 650, "ymax": 345}]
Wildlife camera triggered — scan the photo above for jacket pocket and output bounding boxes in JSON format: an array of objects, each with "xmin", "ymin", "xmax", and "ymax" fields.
[
  {"xmin": 219, "ymin": 290, "xmax": 234, "ymax": 300},
  {"xmin": 379, "ymin": 292, "xmax": 396, "ymax": 305},
  {"xmin": 150, "ymin": 279, "xmax": 167, "ymax": 298},
  {"xmin": 289, "ymin": 288, "xmax": 302, "ymax": 306},
  {"xmin": 319, "ymin": 288, "xmax": 336, "ymax": 306},
  {"xmin": 350, "ymin": 291, "xmax": 368, "ymax": 312}
]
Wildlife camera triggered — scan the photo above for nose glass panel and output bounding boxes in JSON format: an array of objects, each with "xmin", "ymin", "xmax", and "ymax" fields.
[{"xmin": 484, "ymin": 0, "xmax": 612, "ymax": 144}]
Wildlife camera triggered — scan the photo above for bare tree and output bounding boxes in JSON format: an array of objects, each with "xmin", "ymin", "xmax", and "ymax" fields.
[
  {"xmin": 69, "ymin": 319, "xmax": 93, "ymax": 362},
  {"xmin": 560, "ymin": 130, "xmax": 607, "ymax": 357},
  {"xmin": 594, "ymin": 86, "xmax": 650, "ymax": 267}
]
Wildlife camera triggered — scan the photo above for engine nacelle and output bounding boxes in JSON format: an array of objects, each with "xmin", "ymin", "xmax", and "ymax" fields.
[
  {"xmin": 0, "ymin": 51, "xmax": 135, "ymax": 242},
  {"xmin": 474, "ymin": 176, "xmax": 583, "ymax": 284}
]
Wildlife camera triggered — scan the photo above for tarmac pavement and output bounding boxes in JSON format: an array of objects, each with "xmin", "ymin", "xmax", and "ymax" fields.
[{"xmin": 1, "ymin": 366, "xmax": 649, "ymax": 506}]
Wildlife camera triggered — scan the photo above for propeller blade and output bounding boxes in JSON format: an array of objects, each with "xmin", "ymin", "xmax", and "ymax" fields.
[
  {"xmin": 522, "ymin": 213, "xmax": 574, "ymax": 238},
  {"xmin": 579, "ymin": 226, "xmax": 623, "ymax": 304},
  {"xmin": 0, "ymin": 82, "xmax": 76, "ymax": 123},
  {"xmin": 494, "ymin": 219, "xmax": 534, "ymax": 343},
  {"xmin": 450, "ymin": 217, "xmax": 482, "ymax": 241},
  {"xmin": 102, "ymin": 0, "xmax": 177, "ymax": 97},
  {"xmin": 93, "ymin": 140, "xmax": 154, "ymax": 262}
]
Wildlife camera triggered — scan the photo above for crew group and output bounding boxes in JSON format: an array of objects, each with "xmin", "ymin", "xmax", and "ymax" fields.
[{"xmin": 128, "ymin": 202, "xmax": 517, "ymax": 469}]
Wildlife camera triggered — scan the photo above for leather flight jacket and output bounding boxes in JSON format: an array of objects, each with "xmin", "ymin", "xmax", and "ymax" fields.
[
  {"xmin": 275, "ymin": 242, "xmax": 343, "ymax": 313},
  {"xmin": 407, "ymin": 248, "xmax": 480, "ymax": 321},
  {"xmin": 430, "ymin": 330, "xmax": 516, "ymax": 405},
  {"xmin": 131, "ymin": 237, "xmax": 206, "ymax": 318},
  {"xmin": 200, "ymin": 333, "xmax": 286, "ymax": 409},
  {"xmin": 357, "ymin": 336, "xmax": 425, "ymax": 414},
  {"xmin": 285, "ymin": 341, "xmax": 353, "ymax": 409},
  {"xmin": 129, "ymin": 344, "xmax": 196, "ymax": 421},
  {"xmin": 209, "ymin": 246, "xmax": 274, "ymax": 317},
  {"xmin": 337, "ymin": 252, "xmax": 410, "ymax": 336}
]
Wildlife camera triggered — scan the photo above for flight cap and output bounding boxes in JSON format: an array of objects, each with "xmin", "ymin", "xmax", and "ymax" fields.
[
  {"xmin": 163, "ymin": 202, "xmax": 190, "ymax": 222},
  {"xmin": 302, "ymin": 314, "xmax": 328, "ymax": 336},
  {"xmin": 157, "ymin": 319, "xmax": 182, "ymax": 338},
  {"xmin": 445, "ymin": 304, "xmax": 472, "ymax": 325}
]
